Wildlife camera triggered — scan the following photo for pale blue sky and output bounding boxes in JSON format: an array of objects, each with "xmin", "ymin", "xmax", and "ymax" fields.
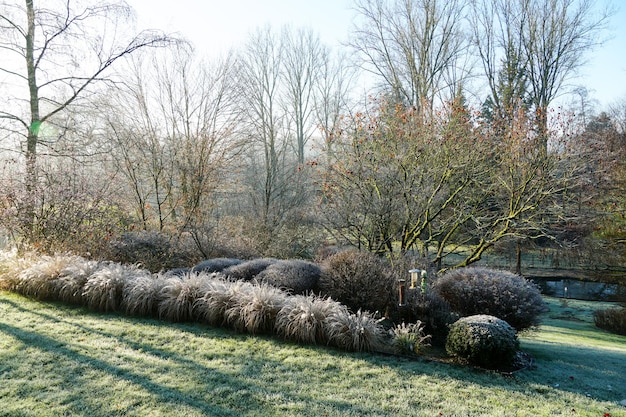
[{"xmin": 128, "ymin": 0, "xmax": 626, "ymax": 111}]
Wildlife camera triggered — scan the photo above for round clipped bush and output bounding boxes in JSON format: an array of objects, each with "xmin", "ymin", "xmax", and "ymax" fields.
[
  {"xmin": 222, "ymin": 258, "xmax": 278, "ymax": 281},
  {"xmin": 433, "ymin": 267, "xmax": 547, "ymax": 331},
  {"xmin": 318, "ymin": 251, "xmax": 395, "ymax": 314},
  {"xmin": 446, "ymin": 315, "xmax": 519, "ymax": 368},
  {"xmin": 254, "ymin": 260, "xmax": 321, "ymax": 294},
  {"xmin": 191, "ymin": 258, "xmax": 243, "ymax": 274}
]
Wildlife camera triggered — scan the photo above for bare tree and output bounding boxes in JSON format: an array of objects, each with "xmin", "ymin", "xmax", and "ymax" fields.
[
  {"xmin": 237, "ymin": 26, "xmax": 288, "ymax": 233},
  {"xmin": 314, "ymin": 48, "xmax": 356, "ymax": 160},
  {"xmin": 103, "ymin": 47, "xmax": 242, "ymax": 242},
  {"xmin": 321, "ymin": 94, "xmax": 581, "ymax": 271},
  {"xmin": 0, "ymin": 0, "xmax": 174, "ymax": 241},
  {"xmin": 350, "ymin": 0, "xmax": 468, "ymax": 112},
  {"xmin": 282, "ymin": 26, "xmax": 323, "ymax": 165},
  {"xmin": 471, "ymin": 0, "xmax": 614, "ymax": 150}
]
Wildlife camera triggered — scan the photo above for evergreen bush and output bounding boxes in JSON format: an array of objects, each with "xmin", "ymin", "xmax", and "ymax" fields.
[
  {"xmin": 191, "ymin": 258, "xmax": 243, "ymax": 273},
  {"xmin": 446, "ymin": 315, "xmax": 519, "ymax": 369},
  {"xmin": 404, "ymin": 290, "xmax": 458, "ymax": 346},
  {"xmin": 255, "ymin": 260, "xmax": 321, "ymax": 294},
  {"xmin": 222, "ymin": 258, "xmax": 278, "ymax": 281}
]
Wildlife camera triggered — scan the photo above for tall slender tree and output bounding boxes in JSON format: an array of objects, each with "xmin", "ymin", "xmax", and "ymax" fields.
[
  {"xmin": 350, "ymin": 0, "xmax": 468, "ymax": 112},
  {"xmin": 471, "ymin": 0, "xmax": 613, "ymax": 151},
  {"xmin": 0, "ymin": 0, "xmax": 173, "ymax": 240}
]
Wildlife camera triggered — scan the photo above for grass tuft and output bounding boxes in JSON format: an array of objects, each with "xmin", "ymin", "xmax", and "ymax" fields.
[
  {"xmin": 194, "ymin": 276, "xmax": 247, "ymax": 327},
  {"xmin": 82, "ymin": 262, "xmax": 146, "ymax": 312},
  {"xmin": 276, "ymin": 295, "xmax": 349, "ymax": 345},
  {"xmin": 15, "ymin": 255, "xmax": 86, "ymax": 301},
  {"xmin": 225, "ymin": 282, "xmax": 287, "ymax": 334},
  {"xmin": 325, "ymin": 309, "xmax": 387, "ymax": 352},
  {"xmin": 157, "ymin": 272, "xmax": 213, "ymax": 322},
  {"xmin": 55, "ymin": 258, "xmax": 102, "ymax": 305},
  {"xmin": 120, "ymin": 272, "xmax": 166, "ymax": 316}
]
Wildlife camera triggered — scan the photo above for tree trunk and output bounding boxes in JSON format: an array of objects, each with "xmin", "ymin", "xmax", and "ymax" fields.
[
  {"xmin": 24, "ymin": 0, "xmax": 40, "ymax": 239},
  {"xmin": 516, "ymin": 239, "xmax": 522, "ymax": 275}
]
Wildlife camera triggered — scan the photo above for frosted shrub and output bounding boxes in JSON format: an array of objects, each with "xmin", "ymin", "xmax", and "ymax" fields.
[
  {"xmin": 255, "ymin": 260, "xmax": 321, "ymax": 294},
  {"xmin": 318, "ymin": 251, "xmax": 395, "ymax": 314},
  {"xmin": 433, "ymin": 267, "xmax": 547, "ymax": 331},
  {"xmin": 192, "ymin": 258, "xmax": 242, "ymax": 273},
  {"xmin": 446, "ymin": 315, "xmax": 519, "ymax": 369},
  {"xmin": 222, "ymin": 258, "xmax": 277, "ymax": 281}
]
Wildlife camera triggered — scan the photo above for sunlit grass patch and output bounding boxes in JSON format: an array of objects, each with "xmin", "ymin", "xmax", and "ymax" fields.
[{"xmin": 1, "ymin": 290, "xmax": 625, "ymax": 416}]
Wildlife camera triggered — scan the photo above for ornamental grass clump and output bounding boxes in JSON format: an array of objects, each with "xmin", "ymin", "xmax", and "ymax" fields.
[
  {"xmin": 446, "ymin": 315, "xmax": 519, "ymax": 369},
  {"xmin": 0, "ymin": 249, "xmax": 37, "ymax": 291},
  {"xmin": 225, "ymin": 282, "xmax": 287, "ymax": 334},
  {"xmin": 14, "ymin": 254, "xmax": 85, "ymax": 301},
  {"xmin": 392, "ymin": 321, "xmax": 431, "ymax": 355},
  {"xmin": 56, "ymin": 258, "xmax": 102, "ymax": 305},
  {"xmin": 194, "ymin": 278, "xmax": 252, "ymax": 327},
  {"xmin": 121, "ymin": 273, "xmax": 167, "ymax": 317},
  {"xmin": 433, "ymin": 267, "xmax": 547, "ymax": 331},
  {"xmin": 325, "ymin": 309, "xmax": 387, "ymax": 352},
  {"xmin": 157, "ymin": 272, "xmax": 214, "ymax": 322},
  {"xmin": 82, "ymin": 262, "xmax": 145, "ymax": 312},
  {"xmin": 255, "ymin": 260, "xmax": 321, "ymax": 294},
  {"xmin": 275, "ymin": 295, "xmax": 348, "ymax": 344}
]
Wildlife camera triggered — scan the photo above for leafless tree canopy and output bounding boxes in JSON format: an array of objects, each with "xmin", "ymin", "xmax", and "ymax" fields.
[{"xmin": 0, "ymin": 0, "xmax": 622, "ymax": 271}]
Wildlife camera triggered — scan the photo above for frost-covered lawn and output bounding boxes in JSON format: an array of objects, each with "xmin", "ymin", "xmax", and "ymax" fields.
[{"xmin": 1, "ymin": 292, "xmax": 624, "ymax": 416}]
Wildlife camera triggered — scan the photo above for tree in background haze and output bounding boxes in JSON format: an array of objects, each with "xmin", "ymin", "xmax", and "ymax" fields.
[{"xmin": 0, "ymin": 0, "xmax": 173, "ymax": 244}]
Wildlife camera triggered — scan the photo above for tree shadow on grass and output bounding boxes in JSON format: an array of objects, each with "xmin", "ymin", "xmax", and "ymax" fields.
[
  {"xmin": 519, "ymin": 337, "xmax": 626, "ymax": 403},
  {"xmin": 2, "ymin": 293, "xmax": 624, "ymax": 416},
  {"xmin": 0, "ymin": 320, "xmax": 244, "ymax": 416},
  {"xmin": 0, "ymin": 296, "xmax": 385, "ymax": 417}
]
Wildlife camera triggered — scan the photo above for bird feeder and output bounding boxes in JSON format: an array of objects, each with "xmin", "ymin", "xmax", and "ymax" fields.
[
  {"xmin": 398, "ymin": 279, "xmax": 407, "ymax": 306},
  {"xmin": 409, "ymin": 268, "xmax": 428, "ymax": 294}
]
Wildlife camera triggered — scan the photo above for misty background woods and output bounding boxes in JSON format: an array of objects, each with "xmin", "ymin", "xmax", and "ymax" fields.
[{"xmin": 0, "ymin": 0, "xmax": 624, "ymax": 278}]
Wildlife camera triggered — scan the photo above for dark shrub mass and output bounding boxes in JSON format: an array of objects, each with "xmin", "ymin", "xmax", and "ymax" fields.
[
  {"xmin": 318, "ymin": 251, "xmax": 395, "ymax": 315},
  {"xmin": 404, "ymin": 290, "xmax": 459, "ymax": 346},
  {"xmin": 446, "ymin": 315, "xmax": 519, "ymax": 369},
  {"xmin": 222, "ymin": 258, "xmax": 278, "ymax": 281},
  {"xmin": 255, "ymin": 260, "xmax": 321, "ymax": 294},
  {"xmin": 433, "ymin": 267, "xmax": 547, "ymax": 331},
  {"xmin": 594, "ymin": 306, "xmax": 626, "ymax": 335},
  {"xmin": 105, "ymin": 231, "xmax": 200, "ymax": 272},
  {"xmin": 191, "ymin": 258, "xmax": 243, "ymax": 274}
]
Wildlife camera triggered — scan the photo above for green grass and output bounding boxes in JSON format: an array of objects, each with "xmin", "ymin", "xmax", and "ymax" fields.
[{"xmin": 1, "ymin": 291, "xmax": 625, "ymax": 417}]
